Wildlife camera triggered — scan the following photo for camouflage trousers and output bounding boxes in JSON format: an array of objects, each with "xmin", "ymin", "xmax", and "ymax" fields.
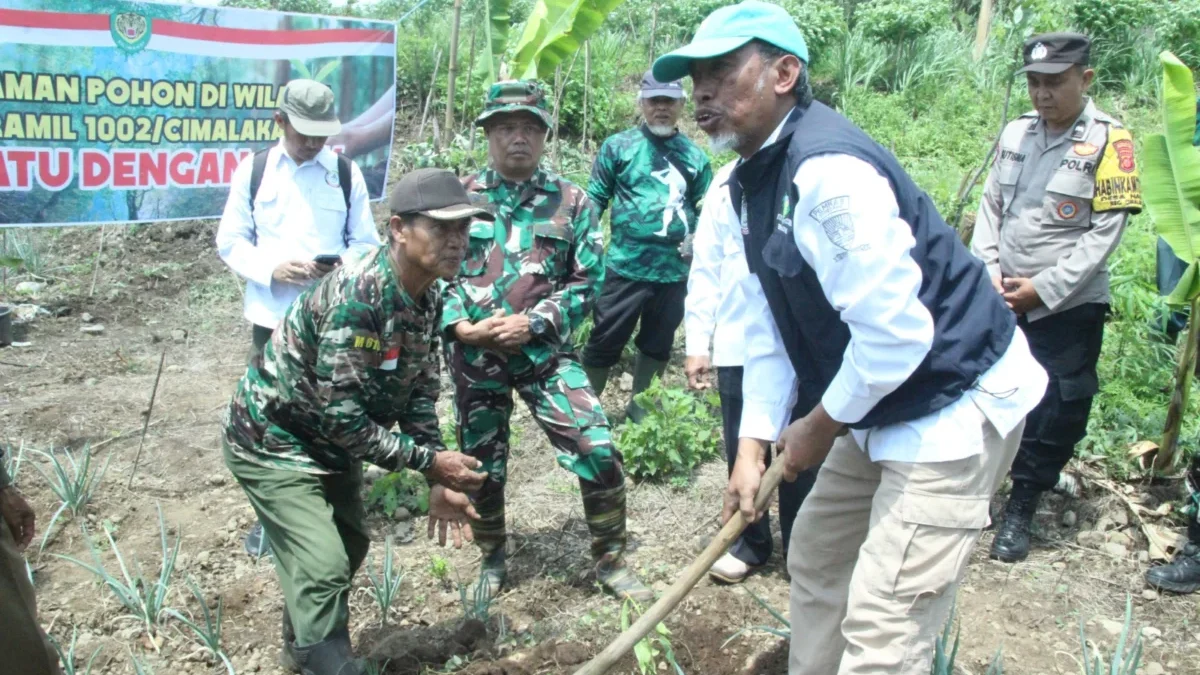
[{"xmin": 446, "ymin": 342, "xmax": 627, "ymax": 564}]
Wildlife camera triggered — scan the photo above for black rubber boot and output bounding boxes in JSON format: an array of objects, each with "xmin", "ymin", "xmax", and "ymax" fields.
[
  {"xmin": 244, "ymin": 521, "xmax": 272, "ymax": 558},
  {"xmin": 625, "ymin": 354, "xmax": 667, "ymax": 424},
  {"xmin": 1145, "ymin": 543, "xmax": 1200, "ymax": 594},
  {"xmin": 990, "ymin": 486, "xmax": 1041, "ymax": 563},
  {"xmin": 293, "ymin": 628, "xmax": 363, "ymax": 675},
  {"xmin": 280, "ymin": 607, "xmax": 299, "ymax": 673},
  {"xmin": 584, "ymin": 365, "xmax": 611, "ymax": 396}
]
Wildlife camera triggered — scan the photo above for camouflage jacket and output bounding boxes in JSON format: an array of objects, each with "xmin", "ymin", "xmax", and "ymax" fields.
[
  {"xmin": 442, "ymin": 167, "xmax": 604, "ymax": 365},
  {"xmin": 587, "ymin": 125, "xmax": 713, "ymax": 283},
  {"xmin": 223, "ymin": 246, "xmax": 444, "ymax": 474}
]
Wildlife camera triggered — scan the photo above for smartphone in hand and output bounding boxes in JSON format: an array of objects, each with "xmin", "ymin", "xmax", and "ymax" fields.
[{"xmin": 313, "ymin": 254, "xmax": 342, "ymax": 267}]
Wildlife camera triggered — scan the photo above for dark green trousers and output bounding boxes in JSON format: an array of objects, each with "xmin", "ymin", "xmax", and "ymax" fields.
[{"xmin": 223, "ymin": 442, "xmax": 370, "ymax": 646}]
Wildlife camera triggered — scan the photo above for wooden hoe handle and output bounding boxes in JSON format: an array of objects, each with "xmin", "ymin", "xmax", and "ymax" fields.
[{"xmin": 573, "ymin": 458, "xmax": 789, "ymax": 675}]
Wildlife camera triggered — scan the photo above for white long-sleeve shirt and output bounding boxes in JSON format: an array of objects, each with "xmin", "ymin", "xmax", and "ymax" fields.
[
  {"xmin": 216, "ymin": 143, "xmax": 382, "ymax": 329},
  {"xmin": 736, "ymin": 116, "xmax": 1047, "ymax": 463},
  {"xmin": 683, "ymin": 161, "xmax": 750, "ymax": 367}
]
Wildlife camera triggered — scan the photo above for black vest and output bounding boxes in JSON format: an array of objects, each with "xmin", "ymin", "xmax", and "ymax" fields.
[{"xmin": 733, "ymin": 103, "xmax": 1015, "ymax": 429}]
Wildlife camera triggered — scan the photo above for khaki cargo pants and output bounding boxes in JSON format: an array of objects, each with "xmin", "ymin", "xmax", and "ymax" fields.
[
  {"xmin": 1, "ymin": 517, "xmax": 60, "ymax": 675},
  {"xmin": 787, "ymin": 405, "xmax": 1022, "ymax": 674}
]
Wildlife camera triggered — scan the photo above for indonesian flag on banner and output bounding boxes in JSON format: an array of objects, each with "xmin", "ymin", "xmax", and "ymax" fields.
[
  {"xmin": 380, "ymin": 346, "xmax": 400, "ymax": 371},
  {"xmin": 0, "ymin": 6, "xmax": 394, "ymax": 59}
]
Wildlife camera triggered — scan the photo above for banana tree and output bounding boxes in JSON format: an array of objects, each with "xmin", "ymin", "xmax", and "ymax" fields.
[
  {"xmin": 483, "ymin": 0, "xmax": 626, "ymax": 83},
  {"xmin": 1146, "ymin": 51, "xmax": 1200, "ymax": 470}
]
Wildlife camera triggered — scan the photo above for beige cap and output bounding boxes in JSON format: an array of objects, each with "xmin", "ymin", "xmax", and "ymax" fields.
[{"xmin": 279, "ymin": 79, "xmax": 342, "ymax": 137}]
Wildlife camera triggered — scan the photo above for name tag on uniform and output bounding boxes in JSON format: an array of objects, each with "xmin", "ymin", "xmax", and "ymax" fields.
[{"xmin": 380, "ymin": 346, "xmax": 400, "ymax": 371}]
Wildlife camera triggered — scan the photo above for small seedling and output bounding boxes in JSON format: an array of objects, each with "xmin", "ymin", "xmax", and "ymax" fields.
[
  {"xmin": 363, "ymin": 658, "xmax": 391, "ymax": 675},
  {"xmin": 48, "ymin": 627, "xmax": 102, "ymax": 675},
  {"xmin": 57, "ymin": 503, "xmax": 179, "ymax": 647},
  {"xmin": 1080, "ymin": 595, "xmax": 1142, "ymax": 674},
  {"xmin": 365, "ymin": 536, "xmax": 405, "ymax": 627},
  {"xmin": 165, "ymin": 576, "xmax": 233, "ymax": 674},
  {"xmin": 621, "ymin": 598, "xmax": 684, "ymax": 675},
  {"xmin": 429, "ymin": 555, "xmax": 451, "ymax": 582},
  {"xmin": 127, "ymin": 647, "xmax": 155, "ymax": 675},
  {"xmin": 2, "ymin": 441, "xmax": 26, "ymax": 486},
  {"xmin": 458, "ymin": 575, "xmax": 493, "ymax": 622},
  {"xmin": 722, "ymin": 589, "xmax": 791, "ymax": 647},
  {"xmin": 930, "ymin": 601, "xmax": 961, "ymax": 675},
  {"xmin": 33, "ymin": 445, "xmax": 110, "ymax": 551}
]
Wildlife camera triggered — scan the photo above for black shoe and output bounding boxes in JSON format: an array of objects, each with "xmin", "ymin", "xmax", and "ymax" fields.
[
  {"xmin": 1145, "ymin": 543, "xmax": 1200, "ymax": 594},
  {"xmin": 293, "ymin": 628, "xmax": 363, "ymax": 675},
  {"xmin": 280, "ymin": 607, "xmax": 299, "ymax": 673},
  {"xmin": 245, "ymin": 521, "xmax": 273, "ymax": 558},
  {"xmin": 990, "ymin": 489, "xmax": 1041, "ymax": 563}
]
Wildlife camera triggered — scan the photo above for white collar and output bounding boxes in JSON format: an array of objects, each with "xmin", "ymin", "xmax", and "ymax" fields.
[{"xmin": 757, "ymin": 107, "xmax": 798, "ymax": 154}]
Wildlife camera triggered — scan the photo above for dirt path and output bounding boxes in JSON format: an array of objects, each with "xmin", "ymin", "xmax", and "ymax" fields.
[{"xmin": 2, "ymin": 223, "xmax": 1197, "ymax": 675}]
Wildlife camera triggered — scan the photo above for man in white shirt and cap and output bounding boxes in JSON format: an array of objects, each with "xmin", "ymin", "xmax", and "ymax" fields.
[
  {"xmin": 654, "ymin": 2, "xmax": 1048, "ymax": 672},
  {"xmin": 216, "ymin": 78, "xmax": 383, "ymax": 557}
]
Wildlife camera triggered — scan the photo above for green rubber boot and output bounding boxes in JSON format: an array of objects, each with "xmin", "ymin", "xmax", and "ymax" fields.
[
  {"xmin": 625, "ymin": 354, "xmax": 668, "ymax": 424},
  {"xmin": 584, "ymin": 365, "xmax": 611, "ymax": 396}
]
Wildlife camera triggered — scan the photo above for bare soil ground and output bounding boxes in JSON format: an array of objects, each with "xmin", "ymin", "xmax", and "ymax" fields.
[{"xmin": 3, "ymin": 221, "xmax": 1199, "ymax": 675}]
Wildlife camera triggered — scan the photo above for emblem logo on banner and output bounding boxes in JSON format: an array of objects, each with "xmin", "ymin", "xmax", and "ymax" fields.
[{"xmin": 111, "ymin": 12, "xmax": 151, "ymax": 54}]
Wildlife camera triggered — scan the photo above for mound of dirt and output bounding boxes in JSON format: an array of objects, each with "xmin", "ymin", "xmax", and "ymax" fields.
[{"xmin": 368, "ymin": 618, "xmax": 489, "ymax": 675}]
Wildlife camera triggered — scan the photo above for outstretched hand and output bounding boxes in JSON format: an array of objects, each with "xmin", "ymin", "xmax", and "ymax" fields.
[{"xmin": 427, "ymin": 485, "xmax": 479, "ymax": 549}]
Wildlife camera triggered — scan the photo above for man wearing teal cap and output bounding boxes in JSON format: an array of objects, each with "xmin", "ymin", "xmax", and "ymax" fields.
[{"xmin": 656, "ymin": 2, "xmax": 1046, "ymax": 673}]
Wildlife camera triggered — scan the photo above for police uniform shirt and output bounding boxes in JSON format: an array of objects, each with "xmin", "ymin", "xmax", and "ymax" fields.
[
  {"xmin": 684, "ymin": 160, "xmax": 753, "ymax": 368},
  {"xmin": 972, "ymin": 98, "xmax": 1141, "ymax": 322},
  {"xmin": 736, "ymin": 112, "xmax": 1048, "ymax": 464},
  {"xmin": 216, "ymin": 143, "xmax": 383, "ymax": 329}
]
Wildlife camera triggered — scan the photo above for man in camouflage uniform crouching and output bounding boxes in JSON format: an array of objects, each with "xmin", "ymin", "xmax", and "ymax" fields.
[
  {"xmin": 443, "ymin": 80, "xmax": 653, "ymax": 603},
  {"xmin": 222, "ymin": 169, "xmax": 489, "ymax": 675}
]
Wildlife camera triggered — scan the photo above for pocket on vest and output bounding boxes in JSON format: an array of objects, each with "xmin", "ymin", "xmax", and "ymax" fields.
[{"xmin": 762, "ymin": 229, "xmax": 805, "ymax": 277}]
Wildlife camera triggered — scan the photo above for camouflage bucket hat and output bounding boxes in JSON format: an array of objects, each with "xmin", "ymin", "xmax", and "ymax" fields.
[{"xmin": 474, "ymin": 80, "xmax": 554, "ymax": 128}]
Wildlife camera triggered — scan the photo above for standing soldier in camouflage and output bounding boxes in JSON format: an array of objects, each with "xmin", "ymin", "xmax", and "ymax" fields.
[
  {"xmin": 581, "ymin": 71, "xmax": 714, "ymax": 421},
  {"xmin": 443, "ymin": 80, "xmax": 652, "ymax": 603},
  {"xmin": 971, "ymin": 33, "xmax": 1141, "ymax": 563},
  {"xmin": 222, "ymin": 169, "xmax": 490, "ymax": 675}
]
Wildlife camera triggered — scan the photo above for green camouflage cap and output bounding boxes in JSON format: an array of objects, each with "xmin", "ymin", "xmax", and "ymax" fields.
[{"xmin": 474, "ymin": 80, "xmax": 554, "ymax": 128}]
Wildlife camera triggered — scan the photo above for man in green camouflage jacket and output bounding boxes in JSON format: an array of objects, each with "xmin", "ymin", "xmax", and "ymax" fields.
[
  {"xmin": 443, "ymin": 80, "xmax": 652, "ymax": 603},
  {"xmin": 223, "ymin": 169, "xmax": 489, "ymax": 675},
  {"xmin": 582, "ymin": 71, "xmax": 713, "ymax": 421}
]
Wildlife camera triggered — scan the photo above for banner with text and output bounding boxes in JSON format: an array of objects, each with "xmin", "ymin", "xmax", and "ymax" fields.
[{"xmin": 0, "ymin": 1, "xmax": 396, "ymax": 227}]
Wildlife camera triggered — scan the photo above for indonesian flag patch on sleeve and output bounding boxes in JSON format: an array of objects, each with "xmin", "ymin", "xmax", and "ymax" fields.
[{"xmin": 380, "ymin": 346, "xmax": 400, "ymax": 370}]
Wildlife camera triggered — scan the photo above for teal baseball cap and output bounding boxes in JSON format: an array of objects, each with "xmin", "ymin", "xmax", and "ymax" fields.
[{"xmin": 652, "ymin": 1, "xmax": 809, "ymax": 83}]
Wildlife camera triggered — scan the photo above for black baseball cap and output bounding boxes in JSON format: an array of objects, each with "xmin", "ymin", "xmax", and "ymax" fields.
[
  {"xmin": 640, "ymin": 70, "xmax": 685, "ymax": 99},
  {"xmin": 389, "ymin": 168, "xmax": 493, "ymax": 221},
  {"xmin": 1018, "ymin": 32, "xmax": 1091, "ymax": 74}
]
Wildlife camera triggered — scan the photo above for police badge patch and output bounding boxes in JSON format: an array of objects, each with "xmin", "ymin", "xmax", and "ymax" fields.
[{"xmin": 810, "ymin": 196, "xmax": 869, "ymax": 261}]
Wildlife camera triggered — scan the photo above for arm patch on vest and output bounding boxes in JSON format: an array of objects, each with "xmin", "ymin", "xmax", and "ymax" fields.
[
  {"xmin": 811, "ymin": 196, "xmax": 870, "ymax": 260},
  {"xmin": 1092, "ymin": 127, "xmax": 1143, "ymax": 213}
]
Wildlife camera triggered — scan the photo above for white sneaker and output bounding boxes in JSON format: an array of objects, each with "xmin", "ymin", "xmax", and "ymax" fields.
[{"xmin": 709, "ymin": 552, "xmax": 755, "ymax": 584}]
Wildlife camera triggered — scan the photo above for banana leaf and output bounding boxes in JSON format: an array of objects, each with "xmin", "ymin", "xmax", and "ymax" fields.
[
  {"xmin": 483, "ymin": 0, "xmax": 512, "ymax": 83},
  {"xmin": 1149, "ymin": 52, "xmax": 1200, "ymax": 471},
  {"xmin": 510, "ymin": 0, "xmax": 626, "ymax": 82},
  {"xmin": 1143, "ymin": 52, "xmax": 1200, "ymax": 304}
]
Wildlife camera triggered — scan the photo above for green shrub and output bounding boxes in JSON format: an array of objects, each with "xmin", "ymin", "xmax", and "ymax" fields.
[
  {"xmin": 614, "ymin": 377, "xmax": 723, "ymax": 485},
  {"xmin": 365, "ymin": 470, "xmax": 430, "ymax": 517},
  {"xmin": 855, "ymin": 0, "xmax": 946, "ymax": 43}
]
